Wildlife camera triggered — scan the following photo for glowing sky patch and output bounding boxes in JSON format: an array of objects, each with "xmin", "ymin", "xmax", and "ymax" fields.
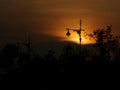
[{"xmin": 0, "ymin": 0, "xmax": 120, "ymax": 44}]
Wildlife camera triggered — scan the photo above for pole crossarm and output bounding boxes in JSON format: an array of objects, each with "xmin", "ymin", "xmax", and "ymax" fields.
[
  {"xmin": 66, "ymin": 28, "xmax": 84, "ymax": 31},
  {"xmin": 65, "ymin": 19, "xmax": 85, "ymax": 55},
  {"xmin": 66, "ymin": 28, "xmax": 85, "ymax": 37}
]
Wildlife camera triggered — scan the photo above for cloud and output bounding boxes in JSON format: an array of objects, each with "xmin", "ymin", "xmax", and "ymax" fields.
[
  {"xmin": 31, "ymin": 34, "xmax": 65, "ymax": 42},
  {"xmin": 0, "ymin": 0, "xmax": 120, "ymax": 45}
]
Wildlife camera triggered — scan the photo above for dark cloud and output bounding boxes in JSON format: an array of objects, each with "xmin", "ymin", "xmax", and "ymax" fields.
[
  {"xmin": 31, "ymin": 34, "xmax": 65, "ymax": 43},
  {"xmin": 0, "ymin": 0, "xmax": 120, "ymax": 44}
]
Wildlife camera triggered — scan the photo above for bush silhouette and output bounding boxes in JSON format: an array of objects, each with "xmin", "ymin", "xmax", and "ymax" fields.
[{"xmin": 89, "ymin": 26, "xmax": 120, "ymax": 62}]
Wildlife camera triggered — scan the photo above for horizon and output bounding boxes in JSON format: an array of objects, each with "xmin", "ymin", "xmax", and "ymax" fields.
[
  {"xmin": 0, "ymin": 40, "xmax": 95, "ymax": 57},
  {"xmin": 0, "ymin": 0, "xmax": 120, "ymax": 45},
  {"xmin": 1, "ymin": 0, "xmax": 120, "ymax": 83}
]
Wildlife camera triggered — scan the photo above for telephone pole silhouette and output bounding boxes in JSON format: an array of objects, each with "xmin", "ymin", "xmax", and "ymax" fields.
[{"xmin": 66, "ymin": 20, "xmax": 85, "ymax": 55}]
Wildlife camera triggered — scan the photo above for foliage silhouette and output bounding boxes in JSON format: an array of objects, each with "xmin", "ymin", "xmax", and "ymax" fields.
[
  {"xmin": 0, "ymin": 26, "xmax": 120, "ymax": 83},
  {"xmin": 89, "ymin": 26, "xmax": 120, "ymax": 62},
  {"xmin": 0, "ymin": 44, "xmax": 19, "ymax": 70}
]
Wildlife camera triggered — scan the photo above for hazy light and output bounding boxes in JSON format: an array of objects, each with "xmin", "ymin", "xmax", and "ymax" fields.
[
  {"xmin": 51, "ymin": 19, "xmax": 96, "ymax": 44},
  {"xmin": 64, "ymin": 34, "xmax": 95, "ymax": 44}
]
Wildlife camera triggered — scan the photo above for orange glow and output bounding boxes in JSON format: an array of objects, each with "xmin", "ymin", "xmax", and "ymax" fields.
[
  {"xmin": 50, "ymin": 19, "xmax": 96, "ymax": 45},
  {"xmin": 63, "ymin": 34, "xmax": 95, "ymax": 45}
]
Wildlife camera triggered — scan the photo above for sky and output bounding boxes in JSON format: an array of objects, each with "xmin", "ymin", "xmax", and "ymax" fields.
[{"xmin": 0, "ymin": 0, "xmax": 120, "ymax": 45}]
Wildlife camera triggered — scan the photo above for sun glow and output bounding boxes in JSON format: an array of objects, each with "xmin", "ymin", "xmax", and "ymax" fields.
[
  {"xmin": 50, "ymin": 19, "xmax": 96, "ymax": 45},
  {"xmin": 66, "ymin": 35, "xmax": 90, "ymax": 44}
]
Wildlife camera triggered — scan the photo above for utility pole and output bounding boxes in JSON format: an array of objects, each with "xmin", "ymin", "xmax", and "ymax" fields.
[{"xmin": 66, "ymin": 19, "xmax": 85, "ymax": 55}]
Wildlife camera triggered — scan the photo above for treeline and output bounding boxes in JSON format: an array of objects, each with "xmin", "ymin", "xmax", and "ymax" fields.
[{"xmin": 0, "ymin": 26, "xmax": 120, "ymax": 81}]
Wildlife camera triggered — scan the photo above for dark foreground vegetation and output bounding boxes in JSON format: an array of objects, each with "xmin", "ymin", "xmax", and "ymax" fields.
[{"xmin": 0, "ymin": 26, "xmax": 120, "ymax": 87}]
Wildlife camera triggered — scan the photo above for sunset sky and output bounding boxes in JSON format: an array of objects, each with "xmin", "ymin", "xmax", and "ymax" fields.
[{"xmin": 0, "ymin": 0, "xmax": 120, "ymax": 45}]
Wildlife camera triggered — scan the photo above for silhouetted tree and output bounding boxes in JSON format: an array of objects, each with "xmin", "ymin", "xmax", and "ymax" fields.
[
  {"xmin": 89, "ymin": 26, "xmax": 120, "ymax": 62},
  {"xmin": 59, "ymin": 44, "xmax": 75, "ymax": 63},
  {"xmin": 43, "ymin": 50, "xmax": 60, "ymax": 72},
  {"xmin": 0, "ymin": 44, "xmax": 20, "ymax": 70},
  {"xmin": 82, "ymin": 48, "xmax": 91, "ymax": 62}
]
